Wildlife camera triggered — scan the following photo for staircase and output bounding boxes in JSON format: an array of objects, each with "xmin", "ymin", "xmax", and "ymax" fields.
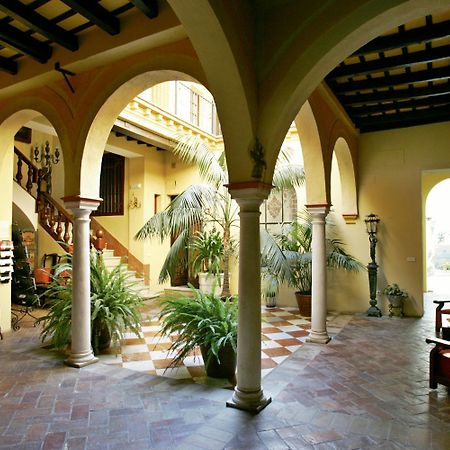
[{"xmin": 13, "ymin": 147, "xmax": 159, "ymax": 300}]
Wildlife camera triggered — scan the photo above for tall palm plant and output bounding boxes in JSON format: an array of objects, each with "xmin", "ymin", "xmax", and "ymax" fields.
[
  {"xmin": 136, "ymin": 134, "xmax": 304, "ymax": 297},
  {"xmin": 261, "ymin": 210, "xmax": 364, "ymax": 295}
]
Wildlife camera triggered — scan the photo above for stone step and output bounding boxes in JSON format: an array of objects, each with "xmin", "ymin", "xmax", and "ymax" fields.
[{"xmin": 164, "ymin": 286, "xmax": 194, "ymax": 298}]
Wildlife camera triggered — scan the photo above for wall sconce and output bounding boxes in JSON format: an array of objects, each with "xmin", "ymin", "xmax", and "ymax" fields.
[
  {"xmin": 128, "ymin": 192, "xmax": 141, "ymax": 209},
  {"xmin": 365, "ymin": 213, "xmax": 382, "ymax": 317},
  {"xmin": 32, "ymin": 141, "xmax": 60, "ymax": 167}
]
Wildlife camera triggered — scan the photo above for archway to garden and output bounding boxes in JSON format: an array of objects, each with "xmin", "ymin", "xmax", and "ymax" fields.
[{"xmin": 424, "ymin": 177, "xmax": 450, "ymax": 296}]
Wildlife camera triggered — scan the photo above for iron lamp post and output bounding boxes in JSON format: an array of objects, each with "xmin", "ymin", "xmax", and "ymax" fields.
[{"xmin": 365, "ymin": 213, "xmax": 382, "ymax": 317}]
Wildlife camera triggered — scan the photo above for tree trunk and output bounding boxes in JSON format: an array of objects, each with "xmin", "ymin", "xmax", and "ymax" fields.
[{"xmin": 221, "ymin": 224, "xmax": 231, "ymax": 298}]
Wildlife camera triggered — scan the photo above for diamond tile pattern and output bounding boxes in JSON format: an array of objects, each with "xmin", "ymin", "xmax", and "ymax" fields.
[{"xmin": 97, "ymin": 307, "xmax": 342, "ymax": 384}]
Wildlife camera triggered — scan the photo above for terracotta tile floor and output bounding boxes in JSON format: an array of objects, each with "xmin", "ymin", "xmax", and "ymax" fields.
[
  {"xmin": 97, "ymin": 307, "xmax": 349, "ymax": 386},
  {"xmin": 1, "ymin": 297, "xmax": 449, "ymax": 449}
]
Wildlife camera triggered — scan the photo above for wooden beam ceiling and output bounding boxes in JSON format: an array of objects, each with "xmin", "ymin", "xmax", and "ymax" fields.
[
  {"xmin": 0, "ymin": 0, "xmax": 159, "ymax": 76},
  {"xmin": 326, "ymin": 13, "xmax": 450, "ymax": 133}
]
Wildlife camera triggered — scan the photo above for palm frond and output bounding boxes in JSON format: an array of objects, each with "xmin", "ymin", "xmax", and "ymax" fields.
[
  {"xmin": 172, "ymin": 133, "xmax": 226, "ymax": 187},
  {"xmin": 158, "ymin": 229, "xmax": 190, "ymax": 283}
]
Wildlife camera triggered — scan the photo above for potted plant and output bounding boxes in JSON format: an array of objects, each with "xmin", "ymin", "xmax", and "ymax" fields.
[
  {"xmin": 189, "ymin": 228, "xmax": 225, "ymax": 296},
  {"xmin": 383, "ymin": 283, "xmax": 408, "ymax": 317},
  {"xmin": 158, "ymin": 285, "xmax": 237, "ymax": 381},
  {"xmin": 262, "ymin": 211, "xmax": 364, "ymax": 317},
  {"xmin": 36, "ymin": 250, "xmax": 144, "ymax": 354}
]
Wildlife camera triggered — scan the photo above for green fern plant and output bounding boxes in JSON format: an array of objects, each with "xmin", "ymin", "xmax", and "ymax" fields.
[
  {"xmin": 36, "ymin": 250, "xmax": 144, "ymax": 354},
  {"xmin": 157, "ymin": 285, "xmax": 237, "ymax": 368}
]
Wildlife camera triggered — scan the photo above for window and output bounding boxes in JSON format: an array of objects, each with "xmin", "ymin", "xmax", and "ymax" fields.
[
  {"xmin": 260, "ymin": 188, "xmax": 297, "ymax": 233},
  {"xmin": 92, "ymin": 153, "xmax": 125, "ymax": 216}
]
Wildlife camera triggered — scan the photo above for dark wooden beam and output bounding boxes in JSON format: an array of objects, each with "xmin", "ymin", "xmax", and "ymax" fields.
[
  {"xmin": 60, "ymin": 0, "xmax": 120, "ymax": 35},
  {"xmin": 356, "ymin": 105, "xmax": 450, "ymax": 132},
  {"xmin": 333, "ymin": 66, "xmax": 450, "ymax": 94},
  {"xmin": 329, "ymin": 44, "xmax": 450, "ymax": 79},
  {"xmin": 0, "ymin": 19, "xmax": 52, "ymax": 63},
  {"xmin": 0, "ymin": 0, "xmax": 78, "ymax": 51},
  {"xmin": 338, "ymin": 82, "xmax": 450, "ymax": 106},
  {"xmin": 130, "ymin": 0, "xmax": 158, "ymax": 19},
  {"xmin": 347, "ymin": 93, "xmax": 450, "ymax": 117},
  {"xmin": 0, "ymin": 55, "xmax": 17, "ymax": 74},
  {"xmin": 353, "ymin": 19, "xmax": 450, "ymax": 56}
]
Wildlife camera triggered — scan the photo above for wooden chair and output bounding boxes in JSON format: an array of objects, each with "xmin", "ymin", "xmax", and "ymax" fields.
[
  {"xmin": 426, "ymin": 337, "xmax": 450, "ymax": 389},
  {"xmin": 433, "ymin": 300, "xmax": 450, "ymax": 334}
]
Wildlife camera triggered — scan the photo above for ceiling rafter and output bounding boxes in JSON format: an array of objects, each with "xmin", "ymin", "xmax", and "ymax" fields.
[
  {"xmin": 353, "ymin": 18, "xmax": 450, "ymax": 56},
  {"xmin": 130, "ymin": 0, "xmax": 159, "ymax": 19},
  {"xmin": 356, "ymin": 104, "xmax": 450, "ymax": 132},
  {"xmin": 0, "ymin": 19, "xmax": 52, "ymax": 63},
  {"xmin": 60, "ymin": 0, "xmax": 120, "ymax": 35},
  {"xmin": 0, "ymin": 54, "xmax": 17, "ymax": 75},
  {"xmin": 0, "ymin": 0, "xmax": 79, "ymax": 51},
  {"xmin": 339, "ymin": 83, "xmax": 450, "ymax": 107},
  {"xmin": 329, "ymin": 44, "xmax": 450, "ymax": 79},
  {"xmin": 333, "ymin": 66, "xmax": 450, "ymax": 94},
  {"xmin": 347, "ymin": 93, "xmax": 450, "ymax": 117}
]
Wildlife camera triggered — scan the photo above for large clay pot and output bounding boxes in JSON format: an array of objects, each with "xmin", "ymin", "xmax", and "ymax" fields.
[
  {"xmin": 92, "ymin": 318, "xmax": 111, "ymax": 354},
  {"xmin": 200, "ymin": 343, "xmax": 236, "ymax": 381},
  {"xmin": 198, "ymin": 272, "xmax": 224, "ymax": 296},
  {"xmin": 295, "ymin": 292, "xmax": 311, "ymax": 318}
]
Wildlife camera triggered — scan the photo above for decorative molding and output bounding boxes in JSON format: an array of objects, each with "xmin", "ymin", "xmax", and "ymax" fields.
[
  {"xmin": 342, "ymin": 213, "xmax": 358, "ymax": 224},
  {"xmin": 249, "ymin": 138, "xmax": 266, "ymax": 179}
]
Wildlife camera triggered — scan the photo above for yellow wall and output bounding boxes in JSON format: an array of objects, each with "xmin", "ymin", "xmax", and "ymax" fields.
[{"xmin": 328, "ymin": 121, "xmax": 450, "ymax": 317}]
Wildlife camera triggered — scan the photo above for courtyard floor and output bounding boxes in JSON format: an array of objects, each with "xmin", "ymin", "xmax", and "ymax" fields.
[{"xmin": 0, "ymin": 298, "xmax": 449, "ymax": 449}]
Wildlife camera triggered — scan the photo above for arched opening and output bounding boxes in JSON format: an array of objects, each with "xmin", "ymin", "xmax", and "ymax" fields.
[
  {"xmin": 424, "ymin": 177, "xmax": 450, "ymax": 297},
  {"xmin": 0, "ymin": 109, "xmax": 68, "ymax": 332}
]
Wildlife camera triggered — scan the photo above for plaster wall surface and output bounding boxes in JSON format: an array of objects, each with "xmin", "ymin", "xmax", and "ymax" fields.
[{"xmin": 329, "ymin": 121, "xmax": 450, "ymax": 317}]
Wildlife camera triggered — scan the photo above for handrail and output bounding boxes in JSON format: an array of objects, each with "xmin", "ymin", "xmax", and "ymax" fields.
[
  {"xmin": 13, "ymin": 147, "xmax": 41, "ymax": 199},
  {"xmin": 13, "ymin": 146, "xmax": 150, "ymax": 284}
]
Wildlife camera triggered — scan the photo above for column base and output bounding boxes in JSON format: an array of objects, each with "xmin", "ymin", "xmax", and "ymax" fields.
[
  {"xmin": 64, "ymin": 350, "xmax": 98, "ymax": 368},
  {"xmin": 307, "ymin": 330, "xmax": 331, "ymax": 344},
  {"xmin": 367, "ymin": 305, "xmax": 382, "ymax": 317},
  {"xmin": 226, "ymin": 387, "xmax": 272, "ymax": 413}
]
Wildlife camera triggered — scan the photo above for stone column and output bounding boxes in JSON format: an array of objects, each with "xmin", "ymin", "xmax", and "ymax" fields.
[
  {"xmin": 63, "ymin": 196, "xmax": 101, "ymax": 368},
  {"xmin": 306, "ymin": 205, "xmax": 330, "ymax": 344},
  {"xmin": 226, "ymin": 183, "xmax": 272, "ymax": 413}
]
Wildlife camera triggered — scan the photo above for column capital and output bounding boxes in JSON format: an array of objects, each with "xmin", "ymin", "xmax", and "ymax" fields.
[
  {"xmin": 226, "ymin": 181, "xmax": 272, "ymax": 209},
  {"xmin": 62, "ymin": 195, "xmax": 102, "ymax": 213},
  {"xmin": 305, "ymin": 203, "xmax": 330, "ymax": 216}
]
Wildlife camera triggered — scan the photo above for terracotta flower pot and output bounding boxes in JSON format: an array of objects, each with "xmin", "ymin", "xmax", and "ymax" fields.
[
  {"xmin": 200, "ymin": 343, "xmax": 236, "ymax": 381},
  {"xmin": 295, "ymin": 292, "xmax": 311, "ymax": 318}
]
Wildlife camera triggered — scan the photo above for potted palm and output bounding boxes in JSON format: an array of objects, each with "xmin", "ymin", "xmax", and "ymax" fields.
[
  {"xmin": 136, "ymin": 134, "xmax": 304, "ymax": 298},
  {"xmin": 158, "ymin": 285, "xmax": 237, "ymax": 380},
  {"xmin": 36, "ymin": 250, "xmax": 144, "ymax": 354},
  {"xmin": 262, "ymin": 211, "xmax": 364, "ymax": 317},
  {"xmin": 190, "ymin": 228, "xmax": 225, "ymax": 295}
]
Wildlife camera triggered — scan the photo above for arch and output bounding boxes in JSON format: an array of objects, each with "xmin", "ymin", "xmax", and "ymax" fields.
[
  {"xmin": 331, "ymin": 136, "xmax": 358, "ymax": 220},
  {"xmin": 294, "ymin": 101, "xmax": 328, "ymax": 206},
  {"xmin": 422, "ymin": 171, "xmax": 450, "ymax": 292},
  {"xmin": 79, "ymin": 71, "xmax": 206, "ymax": 199},
  {"xmin": 0, "ymin": 93, "xmax": 73, "ymax": 190},
  {"xmin": 68, "ymin": 44, "xmax": 207, "ymax": 198},
  {"xmin": 167, "ymin": 0, "xmax": 257, "ymax": 183},
  {"xmin": 257, "ymin": 0, "xmax": 450, "ymax": 184}
]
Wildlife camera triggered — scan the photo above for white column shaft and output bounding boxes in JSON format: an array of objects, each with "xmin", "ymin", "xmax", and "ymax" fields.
[
  {"xmin": 307, "ymin": 207, "xmax": 330, "ymax": 344},
  {"xmin": 226, "ymin": 186, "xmax": 271, "ymax": 413},
  {"xmin": 63, "ymin": 198, "xmax": 100, "ymax": 368}
]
